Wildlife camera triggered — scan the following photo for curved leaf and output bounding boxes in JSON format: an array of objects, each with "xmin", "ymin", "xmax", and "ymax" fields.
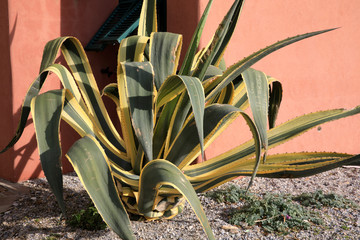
[
  {"xmin": 30, "ymin": 88, "xmax": 132, "ymax": 218},
  {"xmin": 157, "ymin": 75, "xmax": 205, "ymax": 159},
  {"xmin": 45, "ymin": 64, "xmax": 86, "ymax": 109},
  {"xmin": 31, "ymin": 89, "xmax": 66, "ymax": 215},
  {"xmin": 242, "ymin": 68, "xmax": 269, "ymax": 150},
  {"xmin": 60, "ymin": 37, "xmax": 125, "ymax": 151},
  {"xmin": 0, "ymin": 69, "xmax": 57, "ymax": 153},
  {"xmin": 66, "ymin": 135, "xmax": 135, "ymax": 240},
  {"xmin": 167, "ymin": 104, "xmax": 260, "ymax": 170},
  {"xmin": 138, "ymin": 159, "xmax": 215, "ymax": 240},
  {"xmin": 61, "ymin": 90, "xmax": 131, "ymax": 170},
  {"xmin": 156, "ymin": 76, "xmax": 185, "ymax": 108},
  {"xmin": 102, "ymin": 83, "xmax": 119, "ymax": 107},
  {"xmin": 119, "ymin": 35, "xmax": 150, "ymax": 62},
  {"xmin": 162, "ymin": 65, "xmax": 224, "ymax": 154},
  {"xmin": 242, "ymin": 68, "xmax": 269, "ymax": 190}
]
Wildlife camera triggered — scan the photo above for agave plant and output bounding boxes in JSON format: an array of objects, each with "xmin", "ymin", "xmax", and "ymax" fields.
[{"xmin": 2, "ymin": 0, "xmax": 360, "ymax": 239}]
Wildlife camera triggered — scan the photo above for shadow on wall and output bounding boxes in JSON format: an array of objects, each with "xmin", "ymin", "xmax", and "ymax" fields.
[
  {"xmin": 2, "ymin": 0, "xmax": 122, "ymax": 182},
  {"xmin": 0, "ymin": 0, "xmax": 14, "ymax": 181}
]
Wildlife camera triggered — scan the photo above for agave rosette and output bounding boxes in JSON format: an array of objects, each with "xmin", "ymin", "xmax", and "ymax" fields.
[{"xmin": 2, "ymin": 0, "xmax": 360, "ymax": 239}]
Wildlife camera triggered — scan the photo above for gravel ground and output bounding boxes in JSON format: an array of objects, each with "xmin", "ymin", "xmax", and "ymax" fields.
[{"xmin": 0, "ymin": 167, "xmax": 359, "ymax": 240}]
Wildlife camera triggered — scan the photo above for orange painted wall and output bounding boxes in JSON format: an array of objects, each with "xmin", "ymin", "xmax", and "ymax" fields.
[
  {"xmin": 169, "ymin": 0, "xmax": 360, "ymax": 159},
  {"xmin": 1, "ymin": 0, "xmax": 119, "ymax": 182}
]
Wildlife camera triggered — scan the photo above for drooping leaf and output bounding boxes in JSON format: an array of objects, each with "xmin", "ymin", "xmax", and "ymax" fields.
[
  {"xmin": 138, "ymin": 159, "xmax": 215, "ymax": 240},
  {"xmin": 167, "ymin": 104, "xmax": 260, "ymax": 171},
  {"xmin": 160, "ymin": 65, "xmax": 224, "ymax": 155},
  {"xmin": 242, "ymin": 68, "xmax": 269, "ymax": 150},
  {"xmin": 66, "ymin": 135, "xmax": 135, "ymax": 240},
  {"xmin": 0, "ymin": 62, "xmax": 79, "ymax": 153},
  {"xmin": 62, "ymin": 88, "xmax": 131, "ymax": 170},
  {"xmin": 239, "ymin": 68, "xmax": 270, "ymax": 190},
  {"xmin": 30, "ymin": 89, "xmax": 66, "ymax": 216},
  {"xmin": 30, "ymin": 88, "xmax": 132, "ymax": 219},
  {"xmin": 102, "ymin": 83, "xmax": 119, "ymax": 107},
  {"xmin": 61, "ymin": 37, "xmax": 125, "ymax": 151},
  {"xmin": 118, "ymin": 35, "xmax": 150, "ymax": 62},
  {"xmin": 157, "ymin": 75, "xmax": 205, "ymax": 159}
]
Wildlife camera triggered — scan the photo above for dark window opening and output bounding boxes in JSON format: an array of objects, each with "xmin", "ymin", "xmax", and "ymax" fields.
[{"xmin": 86, "ymin": 0, "xmax": 167, "ymax": 51}]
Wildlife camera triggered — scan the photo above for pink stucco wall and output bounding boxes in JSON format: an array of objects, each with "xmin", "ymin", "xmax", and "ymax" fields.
[
  {"xmin": 170, "ymin": 0, "xmax": 360, "ymax": 158},
  {"xmin": 1, "ymin": 0, "xmax": 119, "ymax": 181},
  {"xmin": 1, "ymin": 0, "xmax": 359, "ymax": 182}
]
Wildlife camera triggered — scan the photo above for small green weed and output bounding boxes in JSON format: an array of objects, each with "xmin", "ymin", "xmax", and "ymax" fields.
[
  {"xmin": 228, "ymin": 193, "xmax": 322, "ymax": 233},
  {"xmin": 207, "ymin": 185, "xmax": 359, "ymax": 234},
  {"xmin": 292, "ymin": 190, "xmax": 359, "ymax": 209},
  {"xmin": 68, "ymin": 203, "xmax": 107, "ymax": 231},
  {"xmin": 205, "ymin": 185, "xmax": 254, "ymax": 203}
]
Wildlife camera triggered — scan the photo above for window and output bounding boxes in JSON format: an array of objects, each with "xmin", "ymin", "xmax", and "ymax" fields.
[{"xmin": 86, "ymin": 0, "xmax": 166, "ymax": 51}]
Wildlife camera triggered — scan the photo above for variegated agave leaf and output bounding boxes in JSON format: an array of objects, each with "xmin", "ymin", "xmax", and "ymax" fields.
[{"xmin": 1, "ymin": 0, "xmax": 359, "ymax": 240}]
